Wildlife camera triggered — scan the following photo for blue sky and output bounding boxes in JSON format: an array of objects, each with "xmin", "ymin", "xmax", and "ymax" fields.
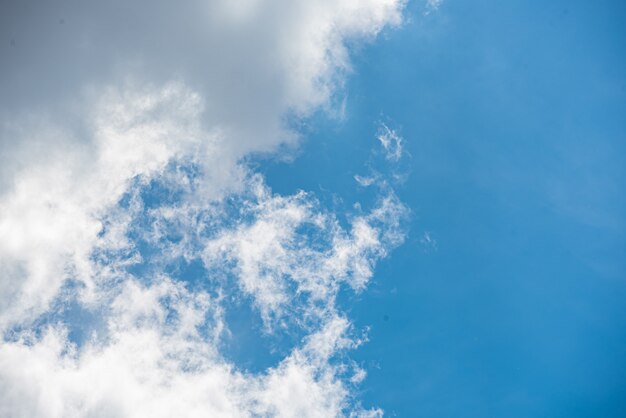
[
  {"xmin": 262, "ymin": 1, "xmax": 626, "ymax": 416},
  {"xmin": 0, "ymin": 0, "xmax": 624, "ymax": 417}
]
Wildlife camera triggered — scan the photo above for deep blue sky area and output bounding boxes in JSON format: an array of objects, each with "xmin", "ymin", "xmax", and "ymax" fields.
[{"xmin": 262, "ymin": 1, "xmax": 626, "ymax": 416}]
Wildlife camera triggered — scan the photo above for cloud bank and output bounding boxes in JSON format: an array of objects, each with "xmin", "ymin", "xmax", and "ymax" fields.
[{"xmin": 0, "ymin": 1, "xmax": 407, "ymax": 416}]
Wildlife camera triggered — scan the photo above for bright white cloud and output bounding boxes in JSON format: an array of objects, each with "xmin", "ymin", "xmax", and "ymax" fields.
[
  {"xmin": 0, "ymin": 170, "xmax": 406, "ymax": 417},
  {"xmin": 0, "ymin": 82, "xmax": 217, "ymax": 328},
  {"xmin": 0, "ymin": 311, "xmax": 365, "ymax": 417}
]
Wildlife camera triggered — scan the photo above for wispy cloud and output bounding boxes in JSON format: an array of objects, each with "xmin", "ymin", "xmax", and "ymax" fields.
[
  {"xmin": 420, "ymin": 231, "xmax": 438, "ymax": 252},
  {"xmin": 425, "ymin": 0, "xmax": 443, "ymax": 15},
  {"xmin": 376, "ymin": 123, "xmax": 404, "ymax": 162}
]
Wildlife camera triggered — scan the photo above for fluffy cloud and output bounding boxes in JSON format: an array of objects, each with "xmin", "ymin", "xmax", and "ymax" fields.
[
  {"xmin": 0, "ymin": 166, "xmax": 406, "ymax": 417},
  {"xmin": 0, "ymin": 0, "xmax": 403, "ymax": 155},
  {"xmin": 0, "ymin": 0, "xmax": 407, "ymax": 416},
  {"xmin": 0, "ymin": 310, "xmax": 366, "ymax": 417},
  {"xmin": 202, "ymin": 177, "xmax": 406, "ymax": 324},
  {"xmin": 0, "ymin": 83, "xmax": 215, "ymax": 328}
]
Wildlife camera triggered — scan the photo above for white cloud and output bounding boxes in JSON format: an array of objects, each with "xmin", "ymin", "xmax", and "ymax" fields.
[
  {"xmin": 0, "ymin": 82, "xmax": 219, "ymax": 328},
  {"xmin": 0, "ymin": 160, "xmax": 406, "ymax": 415},
  {"xmin": 0, "ymin": 0, "xmax": 408, "ymax": 416},
  {"xmin": 376, "ymin": 123, "xmax": 404, "ymax": 161},
  {"xmin": 354, "ymin": 174, "xmax": 378, "ymax": 187},
  {"xmin": 0, "ymin": 238, "xmax": 398, "ymax": 417},
  {"xmin": 201, "ymin": 177, "xmax": 406, "ymax": 325}
]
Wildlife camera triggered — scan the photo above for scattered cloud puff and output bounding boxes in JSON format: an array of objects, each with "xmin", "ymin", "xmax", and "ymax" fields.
[
  {"xmin": 354, "ymin": 174, "xmax": 378, "ymax": 187},
  {"xmin": 425, "ymin": 0, "xmax": 443, "ymax": 15},
  {"xmin": 202, "ymin": 179, "xmax": 406, "ymax": 325},
  {"xmin": 0, "ymin": 1, "xmax": 408, "ymax": 416},
  {"xmin": 354, "ymin": 121, "xmax": 409, "ymax": 191},
  {"xmin": 376, "ymin": 123, "xmax": 404, "ymax": 162}
]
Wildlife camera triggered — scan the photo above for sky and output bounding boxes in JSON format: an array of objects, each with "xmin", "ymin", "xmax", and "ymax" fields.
[{"xmin": 0, "ymin": 1, "xmax": 625, "ymax": 417}]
